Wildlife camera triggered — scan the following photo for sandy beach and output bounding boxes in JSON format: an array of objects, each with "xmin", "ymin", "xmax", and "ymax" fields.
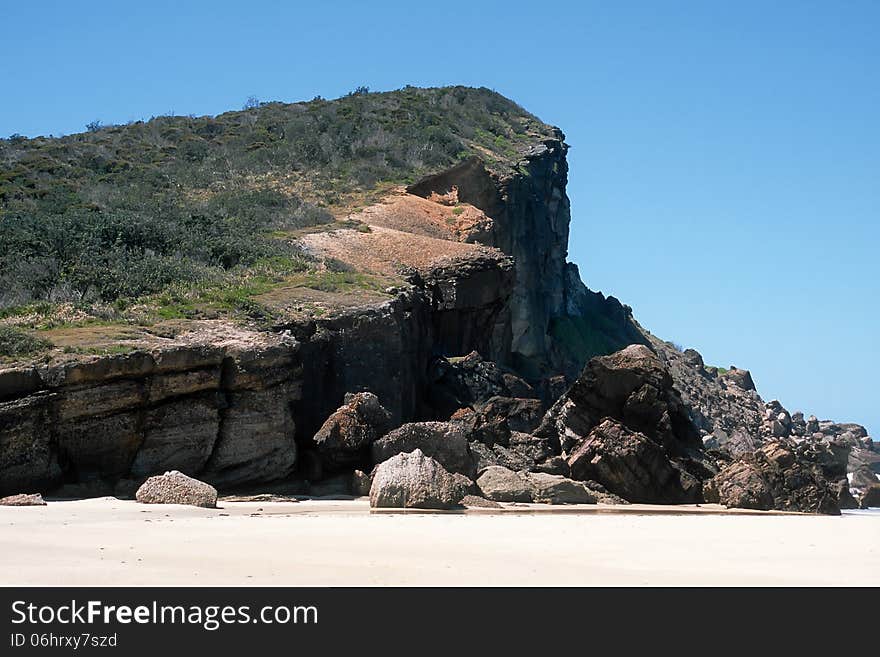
[{"xmin": 1, "ymin": 498, "xmax": 877, "ymax": 586}]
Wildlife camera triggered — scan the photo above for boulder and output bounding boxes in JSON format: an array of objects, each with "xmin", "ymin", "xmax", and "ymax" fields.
[
  {"xmin": 369, "ymin": 449, "xmax": 468, "ymax": 509},
  {"xmin": 371, "ymin": 421, "xmax": 475, "ymax": 478},
  {"xmin": 567, "ymin": 419, "xmax": 690, "ymax": 503},
  {"xmin": 466, "ymin": 396, "xmax": 544, "ymax": 446},
  {"xmin": 535, "ymin": 455, "xmax": 570, "ymax": 476},
  {"xmin": 476, "ymin": 465, "xmax": 596, "ymax": 505},
  {"xmin": 352, "ymin": 469, "xmax": 372, "ymax": 497},
  {"xmin": 528, "ymin": 472, "xmax": 595, "ymax": 504},
  {"xmin": 710, "ymin": 429, "xmax": 759, "ymax": 458},
  {"xmin": 0, "ymin": 493, "xmax": 46, "ymax": 506},
  {"xmin": 702, "ymin": 461, "xmax": 774, "ymax": 510},
  {"xmin": 476, "ymin": 466, "xmax": 534, "ymax": 503},
  {"xmin": 861, "ymin": 484, "xmax": 880, "ymax": 509},
  {"xmin": 459, "ymin": 494, "xmax": 502, "ymax": 509},
  {"xmin": 836, "ymin": 482, "xmax": 859, "ymax": 510},
  {"xmin": 536, "ymin": 344, "xmax": 701, "ymax": 456},
  {"xmin": 704, "ymin": 440, "xmax": 841, "ymax": 514},
  {"xmin": 313, "ymin": 392, "xmax": 392, "ymax": 471},
  {"xmin": 470, "ymin": 441, "xmax": 536, "ymax": 473},
  {"xmin": 720, "ymin": 367, "xmax": 756, "ymax": 392},
  {"xmin": 135, "ymin": 470, "xmax": 218, "ymax": 508}
]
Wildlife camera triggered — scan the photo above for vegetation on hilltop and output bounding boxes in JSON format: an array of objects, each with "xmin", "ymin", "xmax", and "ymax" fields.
[{"xmin": 0, "ymin": 86, "xmax": 554, "ymax": 334}]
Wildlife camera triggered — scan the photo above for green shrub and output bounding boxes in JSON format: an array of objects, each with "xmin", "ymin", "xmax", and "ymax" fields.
[
  {"xmin": 0, "ymin": 326, "xmax": 53, "ymax": 357},
  {"xmin": 0, "ymin": 86, "xmax": 553, "ymax": 314}
]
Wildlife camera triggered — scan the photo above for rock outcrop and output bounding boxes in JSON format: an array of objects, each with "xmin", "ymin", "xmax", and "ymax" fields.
[
  {"xmin": 567, "ymin": 419, "xmax": 693, "ymax": 503},
  {"xmin": 0, "ymin": 100, "xmax": 872, "ymax": 519},
  {"xmin": 369, "ymin": 449, "xmax": 468, "ymax": 509},
  {"xmin": 535, "ymin": 345, "xmax": 706, "ymax": 503},
  {"xmin": 0, "ymin": 326, "xmax": 301, "ymax": 496},
  {"xmin": 135, "ymin": 470, "xmax": 218, "ymax": 508},
  {"xmin": 704, "ymin": 441, "xmax": 842, "ymax": 515}
]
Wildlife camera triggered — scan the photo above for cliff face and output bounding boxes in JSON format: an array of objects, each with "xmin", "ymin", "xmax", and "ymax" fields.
[
  {"xmin": 0, "ymin": 326, "xmax": 302, "ymax": 496},
  {"xmin": 0, "ymin": 136, "xmax": 639, "ymax": 495},
  {"xmin": 0, "ymin": 250, "xmax": 517, "ymax": 495},
  {"xmin": 407, "ymin": 137, "xmax": 573, "ymax": 377}
]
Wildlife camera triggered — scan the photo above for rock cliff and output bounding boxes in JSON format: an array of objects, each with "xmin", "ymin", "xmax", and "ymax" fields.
[{"xmin": 0, "ymin": 103, "xmax": 873, "ymax": 507}]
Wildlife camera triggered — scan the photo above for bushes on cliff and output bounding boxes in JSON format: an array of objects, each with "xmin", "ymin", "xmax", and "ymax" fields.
[
  {"xmin": 0, "ymin": 86, "xmax": 554, "ymax": 312},
  {"xmin": 0, "ymin": 326, "xmax": 53, "ymax": 358},
  {"xmin": 0, "ymin": 187, "xmax": 318, "ymax": 308}
]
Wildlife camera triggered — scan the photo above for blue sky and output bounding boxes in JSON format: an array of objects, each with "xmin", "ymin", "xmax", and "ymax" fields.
[{"xmin": 2, "ymin": 1, "xmax": 877, "ymax": 436}]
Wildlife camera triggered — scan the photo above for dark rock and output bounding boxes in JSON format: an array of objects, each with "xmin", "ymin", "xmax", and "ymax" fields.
[
  {"xmin": 50, "ymin": 480, "xmax": 114, "ymax": 499},
  {"xmin": 0, "ymin": 393, "xmax": 62, "ymax": 496},
  {"xmin": 135, "ymin": 470, "xmax": 217, "ymax": 508},
  {"xmin": 459, "ymin": 494, "xmax": 502, "ymax": 508},
  {"xmin": 567, "ymin": 419, "xmax": 691, "ymax": 503},
  {"xmin": 312, "ymin": 392, "xmax": 392, "ymax": 471},
  {"xmin": 427, "ymin": 352, "xmax": 508, "ymax": 413},
  {"xmin": 861, "ymin": 484, "xmax": 880, "ymax": 509},
  {"xmin": 836, "ymin": 482, "xmax": 859, "ymax": 510},
  {"xmin": 501, "ymin": 373, "xmax": 536, "ymax": 399},
  {"xmin": 848, "ymin": 448, "xmax": 879, "ymax": 489},
  {"xmin": 369, "ymin": 449, "xmax": 468, "ymax": 509},
  {"xmin": 580, "ymin": 480, "xmax": 629, "ymax": 505},
  {"xmin": 702, "ymin": 461, "xmax": 774, "ymax": 510},
  {"xmin": 705, "ymin": 441, "xmax": 841, "ymax": 514},
  {"xmin": 537, "ymin": 344, "xmax": 701, "ymax": 456},
  {"xmin": 720, "ymin": 367, "xmax": 756, "ymax": 392},
  {"xmin": 0, "ymin": 493, "xmax": 46, "ymax": 506},
  {"xmin": 308, "ymin": 474, "xmax": 351, "ymax": 497},
  {"xmin": 466, "ymin": 396, "xmax": 543, "ymax": 446},
  {"xmin": 371, "ymin": 421, "xmax": 475, "ymax": 478},
  {"xmin": 469, "ymin": 441, "xmax": 535, "ymax": 473},
  {"xmin": 709, "ymin": 428, "xmax": 759, "ymax": 458},
  {"xmin": 535, "ymin": 455, "xmax": 570, "ymax": 476},
  {"xmin": 352, "ymin": 469, "xmax": 372, "ymax": 497}
]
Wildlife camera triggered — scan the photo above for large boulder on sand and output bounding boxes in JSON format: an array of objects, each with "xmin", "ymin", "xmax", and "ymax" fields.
[
  {"xmin": 369, "ymin": 449, "xmax": 468, "ymax": 509},
  {"xmin": 567, "ymin": 419, "xmax": 690, "ymax": 503},
  {"xmin": 135, "ymin": 470, "xmax": 218, "ymax": 508},
  {"xmin": 475, "ymin": 465, "xmax": 597, "ymax": 504},
  {"xmin": 313, "ymin": 392, "xmax": 392, "ymax": 471},
  {"xmin": 371, "ymin": 421, "xmax": 475, "ymax": 478}
]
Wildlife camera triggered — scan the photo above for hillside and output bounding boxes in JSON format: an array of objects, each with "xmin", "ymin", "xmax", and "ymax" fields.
[{"xmin": 0, "ymin": 86, "xmax": 558, "ymax": 360}]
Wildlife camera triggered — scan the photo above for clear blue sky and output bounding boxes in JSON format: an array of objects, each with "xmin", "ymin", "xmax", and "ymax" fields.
[{"xmin": 2, "ymin": 1, "xmax": 877, "ymax": 436}]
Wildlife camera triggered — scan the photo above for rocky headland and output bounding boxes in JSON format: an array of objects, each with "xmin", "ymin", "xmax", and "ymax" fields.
[{"xmin": 0, "ymin": 88, "xmax": 875, "ymax": 514}]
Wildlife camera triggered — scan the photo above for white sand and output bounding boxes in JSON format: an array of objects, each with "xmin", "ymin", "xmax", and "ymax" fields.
[{"xmin": 1, "ymin": 498, "xmax": 877, "ymax": 586}]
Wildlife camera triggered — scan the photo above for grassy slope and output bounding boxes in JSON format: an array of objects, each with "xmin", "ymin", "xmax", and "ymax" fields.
[{"xmin": 0, "ymin": 86, "xmax": 557, "ymax": 358}]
